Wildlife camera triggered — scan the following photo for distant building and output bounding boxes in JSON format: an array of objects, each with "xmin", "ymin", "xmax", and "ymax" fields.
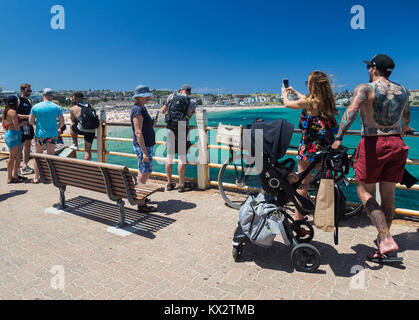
[{"xmin": 409, "ymin": 90, "xmax": 419, "ymax": 103}]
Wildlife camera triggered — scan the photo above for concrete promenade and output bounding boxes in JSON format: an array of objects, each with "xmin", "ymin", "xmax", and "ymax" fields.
[{"xmin": 1, "ymin": 158, "xmax": 419, "ymax": 300}]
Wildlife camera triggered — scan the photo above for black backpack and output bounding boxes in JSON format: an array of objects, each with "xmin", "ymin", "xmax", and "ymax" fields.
[
  {"xmin": 78, "ymin": 103, "xmax": 99, "ymax": 130},
  {"xmin": 165, "ymin": 93, "xmax": 190, "ymax": 128}
]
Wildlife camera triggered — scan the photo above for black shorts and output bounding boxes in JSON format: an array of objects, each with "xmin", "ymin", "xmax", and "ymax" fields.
[
  {"xmin": 21, "ymin": 124, "xmax": 35, "ymax": 142},
  {"xmin": 71, "ymin": 123, "xmax": 95, "ymax": 144},
  {"xmin": 166, "ymin": 126, "xmax": 191, "ymax": 156}
]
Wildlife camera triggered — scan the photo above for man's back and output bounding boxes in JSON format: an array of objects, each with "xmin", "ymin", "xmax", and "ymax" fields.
[
  {"xmin": 31, "ymin": 101, "xmax": 62, "ymax": 138},
  {"xmin": 359, "ymin": 79, "xmax": 408, "ymax": 136}
]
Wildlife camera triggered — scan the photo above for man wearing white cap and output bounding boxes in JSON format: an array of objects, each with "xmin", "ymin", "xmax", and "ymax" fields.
[{"xmin": 29, "ymin": 88, "xmax": 64, "ymax": 183}]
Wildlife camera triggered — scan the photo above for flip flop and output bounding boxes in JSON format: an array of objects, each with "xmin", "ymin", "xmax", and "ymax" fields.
[
  {"xmin": 7, "ymin": 177, "xmax": 23, "ymax": 184},
  {"xmin": 137, "ymin": 204, "xmax": 157, "ymax": 213},
  {"xmin": 166, "ymin": 182, "xmax": 176, "ymax": 191},
  {"xmin": 367, "ymin": 250, "xmax": 403, "ymax": 264}
]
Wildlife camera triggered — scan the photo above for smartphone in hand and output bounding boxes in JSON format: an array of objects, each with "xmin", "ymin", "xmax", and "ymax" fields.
[
  {"xmin": 154, "ymin": 111, "xmax": 159, "ymax": 122},
  {"xmin": 283, "ymin": 78, "xmax": 289, "ymax": 88}
]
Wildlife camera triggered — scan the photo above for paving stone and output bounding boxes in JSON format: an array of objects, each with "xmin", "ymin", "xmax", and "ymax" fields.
[{"xmin": 1, "ymin": 159, "xmax": 419, "ymax": 300}]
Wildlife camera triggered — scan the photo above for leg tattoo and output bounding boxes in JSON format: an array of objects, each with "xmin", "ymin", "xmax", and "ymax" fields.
[
  {"xmin": 382, "ymin": 205, "xmax": 395, "ymax": 229},
  {"xmin": 363, "ymin": 198, "xmax": 391, "ymax": 241}
]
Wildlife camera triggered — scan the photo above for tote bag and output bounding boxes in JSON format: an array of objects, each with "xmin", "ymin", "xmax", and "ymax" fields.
[{"xmin": 314, "ymin": 179, "xmax": 335, "ymax": 232}]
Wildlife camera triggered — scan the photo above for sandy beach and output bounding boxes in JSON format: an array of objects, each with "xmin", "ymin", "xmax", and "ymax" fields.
[{"xmin": 61, "ymin": 104, "xmax": 285, "ymax": 124}]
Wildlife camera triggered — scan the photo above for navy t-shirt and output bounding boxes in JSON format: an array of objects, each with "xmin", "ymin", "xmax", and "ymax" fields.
[{"xmin": 130, "ymin": 104, "xmax": 155, "ymax": 148}]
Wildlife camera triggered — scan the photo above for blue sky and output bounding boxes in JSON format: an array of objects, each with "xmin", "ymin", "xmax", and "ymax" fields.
[{"xmin": 1, "ymin": 0, "xmax": 418, "ymax": 94}]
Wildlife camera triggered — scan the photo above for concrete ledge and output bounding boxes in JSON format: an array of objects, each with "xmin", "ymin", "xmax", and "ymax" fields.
[{"xmin": 106, "ymin": 225, "xmax": 138, "ymax": 237}]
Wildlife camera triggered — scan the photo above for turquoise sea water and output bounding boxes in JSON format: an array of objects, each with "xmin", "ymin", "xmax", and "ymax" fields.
[{"xmin": 74, "ymin": 107, "xmax": 418, "ymax": 211}]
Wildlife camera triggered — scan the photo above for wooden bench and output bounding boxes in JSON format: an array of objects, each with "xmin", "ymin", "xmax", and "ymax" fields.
[{"xmin": 32, "ymin": 153, "xmax": 165, "ymax": 227}]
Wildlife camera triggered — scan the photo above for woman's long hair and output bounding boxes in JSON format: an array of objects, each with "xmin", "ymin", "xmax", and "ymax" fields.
[
  {"xmin": 2, "ymin": 97, "xmax": 18, "ymax": 123},
  {"xmin": 305, "ymin": 71, "xmax": 337, "ymax": 119}
]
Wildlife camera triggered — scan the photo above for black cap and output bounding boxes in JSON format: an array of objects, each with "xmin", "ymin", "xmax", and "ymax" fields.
[
  {"xmin": 6, "ymin": 96, "xmax": 18, "ymax": 108},
  {"xmin": 180, "ymin": 84, "xmax": 192, "ymax": 93},
  {"xmin": 363, "ymin": 54, "xmax": 395, "ymax": 72}
]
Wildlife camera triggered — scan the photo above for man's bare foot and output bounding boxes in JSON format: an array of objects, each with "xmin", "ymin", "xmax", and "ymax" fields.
[{"xmin": 377, "ymin": 236, "xmax": 399, "ymax": 256}]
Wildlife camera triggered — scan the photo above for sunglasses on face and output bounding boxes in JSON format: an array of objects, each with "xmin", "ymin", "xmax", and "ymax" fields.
[
  {"xmin": 305, "ymin": 81, "xmax": 309, "ymax": 86},
  {"xmin": 367, "ymin": 63, "xmax": 374, "ymax": 70}
]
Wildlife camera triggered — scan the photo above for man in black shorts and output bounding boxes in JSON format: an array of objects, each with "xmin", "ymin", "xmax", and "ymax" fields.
[
  {"xmin": 160, "ymin": 84, "xmax": 196, "ymax": 192},
  {"xmin": 70, "ymin": 92, "xmax": 96, "ymax": 160},
  {"xmin": 17, "ymin": 83, "xmax": 35, "ymax": 174}
]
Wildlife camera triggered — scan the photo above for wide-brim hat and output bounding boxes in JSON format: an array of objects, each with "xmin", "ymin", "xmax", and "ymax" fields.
[{"xmin": 132, "ymin": 85, "xmax": 153, "ymax": 98}]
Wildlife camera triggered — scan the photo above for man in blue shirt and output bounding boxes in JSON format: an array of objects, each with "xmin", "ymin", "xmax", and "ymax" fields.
[
  {"xmin": 130, "ymin": 85, "xmax": 158, "ymax": 212},
  {"xmin": 29, "ymin": 88, "xmax": 64, "ymax": 183}
]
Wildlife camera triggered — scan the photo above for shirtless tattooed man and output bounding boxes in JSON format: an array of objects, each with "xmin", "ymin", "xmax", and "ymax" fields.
[{"xmin": 332, "ymin": 54, "xmax": 412, "ymax": 264}]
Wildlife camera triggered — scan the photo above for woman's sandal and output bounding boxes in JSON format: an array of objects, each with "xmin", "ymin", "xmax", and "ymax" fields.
[{"xmin": 137, "ymin": 204, "xmax": 157, "ymax": 213}]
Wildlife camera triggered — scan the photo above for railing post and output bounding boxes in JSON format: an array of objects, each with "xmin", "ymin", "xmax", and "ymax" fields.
[
  {"xmin": 196, "ymin": 109, "xmax": 209, "ymax": 190},
  {"xmin": 97, "ymin": 108, "xmax": 107, "ymax": 163}
]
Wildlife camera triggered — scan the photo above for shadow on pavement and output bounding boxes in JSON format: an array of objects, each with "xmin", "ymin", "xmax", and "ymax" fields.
[
  {"xmin": 61, "ymin": 196, "xmax": 177, "ymax": 239},
  {"xmin": 155, "ymin": 199, "xmax": 197, "ymax": 215},
  {"xmin": 0, "ymin": 190, "xmax": 28, "ymax": 202}
]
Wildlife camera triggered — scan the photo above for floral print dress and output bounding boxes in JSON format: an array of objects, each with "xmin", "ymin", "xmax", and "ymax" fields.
[{"xmin": 297, "ymin": 110, "xmax": 339, "ymax": 162}]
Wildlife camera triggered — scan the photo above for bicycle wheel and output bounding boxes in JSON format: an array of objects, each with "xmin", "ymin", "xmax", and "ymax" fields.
[
  {"xmin": 339, "ymin": 183, "xmax": 363, "ymax": 219},
  {"xmin": 218, "ymin": 156, "xmax": 261, "ymax": 210}
]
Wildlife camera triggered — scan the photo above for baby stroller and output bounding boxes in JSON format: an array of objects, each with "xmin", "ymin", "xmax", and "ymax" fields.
[{"xmin": 232, "ymin": 118, "xmax": 321, "ymax": 273}]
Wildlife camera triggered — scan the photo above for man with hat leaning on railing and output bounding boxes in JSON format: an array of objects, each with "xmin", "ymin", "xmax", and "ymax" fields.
[{"xmin": 130, "ymin": 85, "xmax": 158, "ymax": 213}]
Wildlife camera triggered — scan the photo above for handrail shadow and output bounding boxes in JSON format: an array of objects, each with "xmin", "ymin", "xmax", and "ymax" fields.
[
  {"xmin": 60, "ymin": 196, "xmax": 176, "ymax": 239},
  {"xmin": 0, "ymin": 190, "xmax": 28, "ymax": 202}
]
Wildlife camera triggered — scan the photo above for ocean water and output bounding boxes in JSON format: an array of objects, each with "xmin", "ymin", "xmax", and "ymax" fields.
[{"xmin": 74, "ymin": 107, "xmax": 419, "ymax": 211}]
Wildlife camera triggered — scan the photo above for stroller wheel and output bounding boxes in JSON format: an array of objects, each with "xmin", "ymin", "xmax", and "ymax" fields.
[
  {"xmin": 291, "ymin": 243, "xmax": 320, "ymax": 273},
  {"xmin": 232, "ymin": 244, "xmax": 243, "ymax": 262},
  {"xmin": 292, "ymin": 220, "xmax": 314, "ymax": 243}
]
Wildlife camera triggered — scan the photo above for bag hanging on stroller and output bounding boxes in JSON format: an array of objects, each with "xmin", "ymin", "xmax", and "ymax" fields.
[{"xmin": 239, "ymin": 193, "xmax": 289, "ymax": 248}]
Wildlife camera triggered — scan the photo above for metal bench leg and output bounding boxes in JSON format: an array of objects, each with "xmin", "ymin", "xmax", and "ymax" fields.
[
  {"xmin": 116, "ymin": 199, "xmax": 126, "ymax": 228},
  {"xmin": 59, "ymin": 186, "xmax": 67, "ymax": 209}
]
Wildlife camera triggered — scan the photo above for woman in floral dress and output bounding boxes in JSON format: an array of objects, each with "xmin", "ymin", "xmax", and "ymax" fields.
[{"xmin": 282, "ymin": 71, "xmax": 339, "ymax": 220}]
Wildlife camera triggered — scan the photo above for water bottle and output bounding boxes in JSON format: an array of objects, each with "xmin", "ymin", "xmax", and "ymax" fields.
[{"xmin": 23, "ymin": 123, "xmax": 30, "ymax": 136}]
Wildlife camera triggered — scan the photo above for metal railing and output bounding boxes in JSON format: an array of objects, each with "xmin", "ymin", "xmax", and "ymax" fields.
[{"xmin": 1, "ymin": 109, "xmax": 418, "ymax": 218}]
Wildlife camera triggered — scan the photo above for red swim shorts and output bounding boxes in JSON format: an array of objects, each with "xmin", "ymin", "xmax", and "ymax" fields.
[{"xmin": 353, "ymin": 135, "xmax": 409, "ymax": 184}]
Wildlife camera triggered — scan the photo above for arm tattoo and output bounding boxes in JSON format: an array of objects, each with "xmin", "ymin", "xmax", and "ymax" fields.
[{"xmin": 335, "ymin": 84, "xmax": 369, "ymax": 140}]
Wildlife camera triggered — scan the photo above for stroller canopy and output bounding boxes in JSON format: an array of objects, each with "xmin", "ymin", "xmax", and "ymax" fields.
[{"xmin": 250, "ymin": 118, "xmax": 295, "ymax": 160}]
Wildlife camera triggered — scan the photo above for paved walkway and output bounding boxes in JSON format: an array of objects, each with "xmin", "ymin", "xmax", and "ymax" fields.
[{"xmin": 1, "ymin": 158, "xmax": 419, "ymax": 300}]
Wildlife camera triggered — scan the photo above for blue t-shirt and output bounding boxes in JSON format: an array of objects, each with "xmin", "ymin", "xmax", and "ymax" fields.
[
  {"xmin": 31, "ymin": 101, "xmax": 63, "ymax": 138},
  {"xmin": 130, "ymin": 104, "xmax": 155, "ymax": 148}
]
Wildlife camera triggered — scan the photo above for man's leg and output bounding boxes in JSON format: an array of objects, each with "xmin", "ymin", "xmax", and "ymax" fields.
[
  {"xmin": 379, "ymin": 181, "xmax": 396, "ymax": 230},
  {"xmin": 178, "ymin": 162, "xmax": 186, "ymax": 187},
  {"xmin": 165, "ymin": 155, "xmax": 174, "ymax": 185},
  {"xmin": 22, "ymin": 139, "xmax": 32, "ymax": 169},
  {"xmin": 357, "ymin": 182, "xmax": 399, "ymax": 255},
  {"xmin": 70, "ymin": 125, "xmax": 79, "ymax": 148},
  {"xmin": 33, "ymin": 143, "xmax": 44, "ymax": 182},
  {"xmin": 46, "ymin": 142, "xmax": 56, "ymax": 155},
  {"xmin": 84, "ymin": 141, "xmax": 92, "ymax": 161}
]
